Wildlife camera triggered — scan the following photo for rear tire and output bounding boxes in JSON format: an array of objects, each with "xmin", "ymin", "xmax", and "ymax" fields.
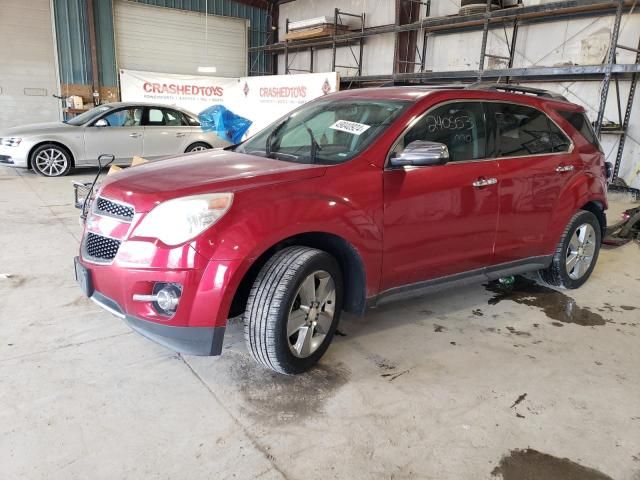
[
  {"xmin": 31, "ymin": 143, "xmax": 72, "ymax": 177},
  {"xmin": 538, "ymin": 210, "xmax": 601, "ymax": 289},
  {"xmin": 244, "ymin": 247, "xmax": 343, "ymax": 375},
  {"xmin": 185, "ymin": 142, "xmax": 211, "ymax": 153}
]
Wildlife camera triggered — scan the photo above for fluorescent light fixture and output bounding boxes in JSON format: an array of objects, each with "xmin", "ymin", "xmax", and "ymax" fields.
[{"xmin": 197, "ymin": 66, "xmax": 217, "ymax": 73}]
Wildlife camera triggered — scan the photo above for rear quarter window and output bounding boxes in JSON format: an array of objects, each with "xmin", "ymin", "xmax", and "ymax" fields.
[{"xmin": 558, "ymin": 111, "xmax": 602, "ymax": 152}]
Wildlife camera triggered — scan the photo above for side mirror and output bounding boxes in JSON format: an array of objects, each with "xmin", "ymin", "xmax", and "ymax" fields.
[
  {"xmin": 390, "ymin": 140, "xmax": 449, "ymax": 167},
  {"xmin": 94, "ymin": 119, "xmax": 108, "ymax": 127}
]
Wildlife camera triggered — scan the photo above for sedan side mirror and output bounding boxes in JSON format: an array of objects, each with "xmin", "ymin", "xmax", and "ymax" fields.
[
  {"xmin": 390, "ymin": 140, "xmax": 449, "ymax": 167},
  {"xmin": 94, "ymin": 119, "xmax": 108, "ymax": 127}
]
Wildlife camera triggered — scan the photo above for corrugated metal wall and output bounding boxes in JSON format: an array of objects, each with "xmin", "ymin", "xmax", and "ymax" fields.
[
  {"xmin": 53, "ymin": 0, "xmax": 268, "ymax": 89},
  {"xmin": 53, "ymin": 0, "xmax": 91, "ymax": 85}
]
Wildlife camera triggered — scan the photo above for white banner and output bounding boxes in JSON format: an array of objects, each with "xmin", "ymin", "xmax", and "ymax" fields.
[{"xmin": 119, "ymin": 69, "xmax": 339, "ymax": 138}]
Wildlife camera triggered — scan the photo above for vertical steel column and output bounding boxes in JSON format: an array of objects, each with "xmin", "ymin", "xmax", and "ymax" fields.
[
  {"xmin": 594, "ymin": 0, "xmax": 624, "ymax": 136},
  {"xmin": 331, "ymin": 8, "xmax": 338, "ymax": 72},
  {"xmin": 613, "ymin": 37, "xmax": 640, "ymax": 179},
  {"xmin": 310, "ymin": 46, "xmax": 314, "ymax": 73},
  {"xmin": 358, "ymin": 13, "xmax": 365, "ymax": 76},
  {"xmin": 284, "ymin": 18, "xmax": 290, "ymax": 74},
  {"xmin": 478, "ymin": 0, "xmax": 493, "ymax": 81}
]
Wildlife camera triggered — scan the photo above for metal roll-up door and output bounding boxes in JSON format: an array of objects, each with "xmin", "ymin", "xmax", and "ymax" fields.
[
  {"xmin": 0, "ymin": 0, "xmax": 60, "ymax": 129},
  {"xmin": 114, "ymin": 0, "xmax": 248, "ymax": 77}
]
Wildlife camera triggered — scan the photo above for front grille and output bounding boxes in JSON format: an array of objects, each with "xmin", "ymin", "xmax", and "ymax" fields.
[
  {"xmin": 0, "ymin": 155, "xmax": 13, "ymax": 164},
  {"xmin": 95, "ymin": 197, "xmax": 134, "ymax": 221},
  {"xmin": 84, "ymin": 232, "xmax": 121, "ymax": 262}
]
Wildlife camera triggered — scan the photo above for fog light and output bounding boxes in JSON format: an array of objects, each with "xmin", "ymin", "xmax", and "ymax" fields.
[
  {"xmin": 132, "ymin": 282, "xmax": 182, "ymax": 316},
  {"xmin": 156, "ymin": 286, "xmax": 179, "ymax": 312},
  {"xmin": 153, "ymin": 283, "xmax": 182, "ymax": 315}
]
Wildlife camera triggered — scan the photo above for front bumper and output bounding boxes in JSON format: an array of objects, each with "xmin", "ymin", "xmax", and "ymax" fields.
[
  {"xmin": 0, "ymin": 144, "xmax": 29, "ymax": 168},
  {"xmin": 74, "ymin": 253, "xmax": 240, "ymax": 356},
  {"xmin": 91, "ymin": 290, "xmax": 226, "ymax": 355}
]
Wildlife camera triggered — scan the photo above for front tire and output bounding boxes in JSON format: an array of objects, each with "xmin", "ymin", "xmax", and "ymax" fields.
[
  {"xmin": 244, "ymin": 247, "xmax": 343, "ymax": 375},
  {"xmin": 538, "ymin": 210, "xmax": 601, "ymax": 289},
  {"xmin": 185, "ymin": 142, "xmax": 211, "ymax": 153},
  {"xmin": 31, "ymin": 144, "xmax": 72, "ymax": 177}
]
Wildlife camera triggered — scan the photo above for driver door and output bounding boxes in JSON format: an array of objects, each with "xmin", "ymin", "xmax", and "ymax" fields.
[
  {"xmin": 83, "ymin": 107, "xmax": 144, "ymax": 164},
  {"xmin": 381, "ymin": 100, "xmax": 500, "ymax": 290}
]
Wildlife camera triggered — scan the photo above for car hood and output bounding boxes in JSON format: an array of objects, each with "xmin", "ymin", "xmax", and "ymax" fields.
[
  {"xmin": 1, "ymin": 122, "xmax": 76, "ymax": 136},
  {"xmin": 99, "ymin": 150, "xmax": 327, "ymax": 212}
]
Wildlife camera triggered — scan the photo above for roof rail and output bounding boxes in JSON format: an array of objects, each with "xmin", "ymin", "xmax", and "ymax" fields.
[{"xmin": 467, "ymin": 82, "xmax": 568, "ymax": 102}]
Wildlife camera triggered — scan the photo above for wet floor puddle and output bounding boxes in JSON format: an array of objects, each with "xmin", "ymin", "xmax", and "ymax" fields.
[
  {"xmin": 485, "ymin": 276, "xmax": 606, "ymax": 326},
  {"xmin": 492, "ymin": 448, "xmax": 613, "ymax": 480}
]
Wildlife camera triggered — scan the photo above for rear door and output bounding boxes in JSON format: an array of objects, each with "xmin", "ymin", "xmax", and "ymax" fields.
[
  {"xmin": 142, "ymin": 107, "xmax": 192, "ymax": 158},
  {"xmin": 489, "ymin": 102, "xmax": 574, "ymax": 265},
  {"xmin": 83, "ymin": 107, "xmax": 144, "ymax": 163},
  {"xmin": 382, "ymin": 100, "xmax": 500, "ymax": 290}
]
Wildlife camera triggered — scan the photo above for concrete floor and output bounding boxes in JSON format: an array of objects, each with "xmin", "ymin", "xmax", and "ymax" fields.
[{"xmin": 1, "ymin": 164, "xmax": 639, "ymax": 480}]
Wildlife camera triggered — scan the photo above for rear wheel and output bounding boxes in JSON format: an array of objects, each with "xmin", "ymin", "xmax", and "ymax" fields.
[
  {"xmin": 538, "ymin": 210, "xmax": 601, "ymax": 289},
  {"xmin": 185, "ymin": 142, "xmax": 211, "ymax": 153},
  {"xmin": 31, "ymin": 144, "xmax": 72, "ymax": 177},
  {"xmin": 244, "ymin": 247, "xmax": 343, "ymax": 374}
]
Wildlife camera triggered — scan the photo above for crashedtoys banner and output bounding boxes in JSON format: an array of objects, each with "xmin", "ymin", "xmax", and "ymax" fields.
[{"xmin": 119, "ymin": 69, "xmax": 339, "ymax": 138}]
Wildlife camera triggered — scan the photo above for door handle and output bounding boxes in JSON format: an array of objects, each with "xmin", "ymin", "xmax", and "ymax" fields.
[
  {"xmin": 472, "ymin": 177, "xmax": 498, "ymax": 188},
  {"xmin": 129, "ymin": 132, "xmax": 142, "ymax": 138},
  {"xmin": 176, "ymin": 132, "xmax": 186, "ymax": 137},
  {"xmin": 556, "ymin": 165, "xmax": 574, "ymax": 173}
]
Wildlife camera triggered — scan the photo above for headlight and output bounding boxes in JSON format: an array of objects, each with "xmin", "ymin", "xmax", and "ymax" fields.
[
  {"xmin": 133, "ymin": 193, "xmax": 233, "ymax": 246},
  {"xmin": 0, "ymin": 137, "xmax": 22, "ymax": 147}
]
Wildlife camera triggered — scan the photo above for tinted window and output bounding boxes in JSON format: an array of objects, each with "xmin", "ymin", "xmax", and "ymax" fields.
[
  {"xmin": 559, "ymin": 110, "xmax": 601, "ymax": 151},
  {"xmin": 397, "ymin": 102, "xmax": 487, "ymax": 162},
  {"xmin": 493, "ymin": 104, "xmax": 570, "ymax": 156},
  {"xmin": 101, "ymin": 107, "xmax": 143, "ymax": 127}
]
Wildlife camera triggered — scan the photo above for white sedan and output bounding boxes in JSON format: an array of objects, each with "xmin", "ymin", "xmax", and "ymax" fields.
[{"xmin": 0, "ymin": 102, "xmax": 228, "ymax": 177}]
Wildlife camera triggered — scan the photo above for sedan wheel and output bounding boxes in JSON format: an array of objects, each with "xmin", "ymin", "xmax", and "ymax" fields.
[{"xmin": 32, "ymin": 145, "xmax": 71, "ymax": 177}]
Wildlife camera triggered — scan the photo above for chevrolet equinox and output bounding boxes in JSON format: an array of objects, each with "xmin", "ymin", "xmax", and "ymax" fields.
[{"xmin": 75, "ymin": 84, "xmax": 607, "ymax": 374}]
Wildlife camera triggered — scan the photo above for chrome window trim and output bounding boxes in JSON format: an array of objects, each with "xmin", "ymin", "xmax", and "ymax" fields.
[{"xmin": 385, "ymin": 98, "xmax": 574, "ymax": 169}]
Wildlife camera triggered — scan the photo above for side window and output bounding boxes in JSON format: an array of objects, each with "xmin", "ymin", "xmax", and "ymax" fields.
[
  {"xmin": 147, "ymin": 108, "xmax": 165, "ymax": 126},
  {"xmin": 493, "ymin": 103, "xmax": 569, "ymax": 157},
  {"xmin": 185, "ymin": 114, "xmax": 200, "ymax": 126},
  {"xmin": 164, "ymin": 109, "xmax": 183, "ymax": 126},
  {"xmin": 397, "ymin": 102, "xmax": 487, "ymax": 162},
  {"xmin": 100, "ymin": 107, "xmax": 143, "ymax": 127},
  {"xmin": 548, "ymin": 120, "xmax": 571, "ymax": 153},
  {"xmin": 558, "ymin": 110, "xmax": 601, "ymax": 152}
]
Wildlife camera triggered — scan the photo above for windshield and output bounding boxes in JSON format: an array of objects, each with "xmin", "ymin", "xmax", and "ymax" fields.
[
  {"xmin": 65, "ymin": 105, "xmax": 113, "ymax": 126},
  {"xmin": 236, "ymin": 98, "xmax": 409, "ymax": 164}
]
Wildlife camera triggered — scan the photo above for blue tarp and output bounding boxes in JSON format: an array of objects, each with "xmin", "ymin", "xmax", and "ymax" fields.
[{"xmin": 198, "ymin": 105, "xmax": 252, "ymax": 144}]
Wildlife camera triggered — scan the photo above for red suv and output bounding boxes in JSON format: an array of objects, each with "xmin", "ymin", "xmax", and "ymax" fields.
[{"xmin": 75, "ymin": 84, "xmax": 607, "ymax": 374}]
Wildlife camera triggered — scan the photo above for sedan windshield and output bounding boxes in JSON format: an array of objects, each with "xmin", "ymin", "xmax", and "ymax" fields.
[
  {"xmin": 236, "ymin": 99, "xmax": 409, "ymax": 164},
  {"xmin": 65, "ymin": 105, "xmax": 113, "ymax": 126}
]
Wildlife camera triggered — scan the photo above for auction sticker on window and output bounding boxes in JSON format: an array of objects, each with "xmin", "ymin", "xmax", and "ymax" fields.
[{"xmin": 330, "ymin": 120, "xmax": 371, "ymax": 135}]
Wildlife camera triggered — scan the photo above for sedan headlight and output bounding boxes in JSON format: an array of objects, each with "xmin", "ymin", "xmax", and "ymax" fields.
[
  {"xmin": 134, "ymin": 193, "xmax": 233, "ymax": 246},
  {"xmin": 0, "ymin": 137, "xmax": 22, "ymax": 147}
]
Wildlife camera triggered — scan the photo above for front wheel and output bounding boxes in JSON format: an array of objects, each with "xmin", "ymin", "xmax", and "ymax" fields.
[
  {"xmin": 31, "ymin": 144, "xmax": 72, "ymax": 177},
  {"xmin": 244, "ymin": 247, "xmax": 343, "ymax": 374},
  {"xmin": 185, "ymin": 142, "xmax": 211, "ymax": 153},
  {"xmin": 538, "ymin": 210, "xmax": 601, "ymax": 289}
]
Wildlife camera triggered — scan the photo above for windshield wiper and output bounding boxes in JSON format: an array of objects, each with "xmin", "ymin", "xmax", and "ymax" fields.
[{"xmin": 264, "ymin": 116, "xmax": 322, "ymax": 163}]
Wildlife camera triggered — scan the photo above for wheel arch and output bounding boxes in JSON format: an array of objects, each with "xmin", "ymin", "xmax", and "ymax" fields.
[
  {"xmin": 228, "ymin": 231, "xmax": 367, "ymax": 319},
  {"xmin": 28, "ymin": 141, "xmax": 75, "ymax": 169},
  {"xmin": 185, "ymin": 141, "xmax": 212, "ymax": 153},
  {"xmin": 580, "ymin": 200, "xmax": 606, "ymax": 237}
]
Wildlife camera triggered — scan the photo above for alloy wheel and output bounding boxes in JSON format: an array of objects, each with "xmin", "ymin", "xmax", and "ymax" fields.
[
  {"xmin": 35, "ymin": 148, "xmax": 68, "ymax": 176},
  {"xmin": 566, "ymin": 223, "xmax": 596, "ymax": 280},
  {"xmin": 287, "ymin": 270, "xmax": 336, "ymax": 358}
]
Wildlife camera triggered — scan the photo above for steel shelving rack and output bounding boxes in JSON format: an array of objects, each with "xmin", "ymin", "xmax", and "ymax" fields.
[{"xmin": 252, "ymin": 0, "xmax": 640, "ymax": 185}]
